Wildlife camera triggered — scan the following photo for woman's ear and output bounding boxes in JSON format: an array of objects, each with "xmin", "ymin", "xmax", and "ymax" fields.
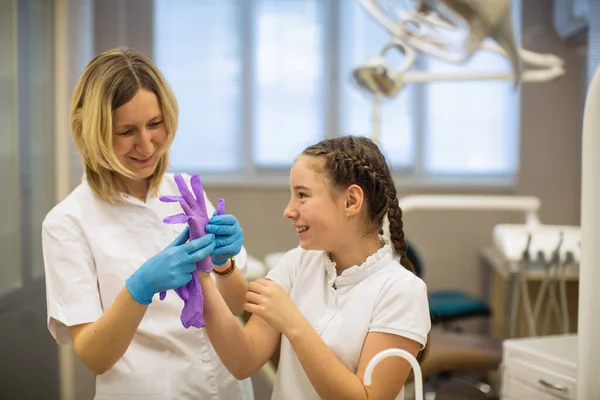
[{"xmin": 345, "ymin": 184, "xmax": 364, "ymax": 217}]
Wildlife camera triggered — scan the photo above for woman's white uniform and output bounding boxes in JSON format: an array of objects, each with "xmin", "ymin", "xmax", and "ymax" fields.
[
  {"xmin": 42, "ymin": 173, "xmax": 251, "ymax": 400},
  {"xmin": 266, "ymin": 244, "xmax": 431, "ymax": 400}
]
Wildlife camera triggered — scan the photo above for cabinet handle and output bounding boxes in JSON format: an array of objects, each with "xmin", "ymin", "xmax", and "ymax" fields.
[{"xmin": 539, "ymin": 379, "xmax": 568, "ymax": 392}]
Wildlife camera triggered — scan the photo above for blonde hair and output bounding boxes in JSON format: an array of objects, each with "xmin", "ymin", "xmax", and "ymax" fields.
[{"xmin": 70, "ymin": 48, "xmax": 178, "ymax": 202}]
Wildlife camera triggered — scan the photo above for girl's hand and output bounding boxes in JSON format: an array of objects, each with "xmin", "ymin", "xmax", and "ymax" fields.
[
  {"xmin": 243, "ymin": 278, "xmax": 303, "ymax": 335},
  {"xmin": 205, "ymin": 212, "xmax": 244, "ymax": 266}
]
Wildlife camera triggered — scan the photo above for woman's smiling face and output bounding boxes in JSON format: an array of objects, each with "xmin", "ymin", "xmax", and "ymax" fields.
[{"xmin": 112, "ymin": 88, "xmax": 167, "ymax": 181}]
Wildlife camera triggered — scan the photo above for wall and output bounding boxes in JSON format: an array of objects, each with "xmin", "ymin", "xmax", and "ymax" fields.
[{"xmin": 204, "ymin": 0, "xmax": 587, "ymax": 302}]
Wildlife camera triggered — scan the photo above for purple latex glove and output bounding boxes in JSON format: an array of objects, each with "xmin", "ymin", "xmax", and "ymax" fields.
[{"xmin": 159, "ymin": 173, "xmax": 226, "ymax": 328}]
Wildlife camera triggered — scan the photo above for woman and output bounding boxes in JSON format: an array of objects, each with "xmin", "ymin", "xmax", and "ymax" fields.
[
  {"xmin": 42, "ymin": 48, "xmax": 251, "ymax": 399},
  {"xmin": 191, "ymin": 135, "xmax": 431, "ymax": 399}
]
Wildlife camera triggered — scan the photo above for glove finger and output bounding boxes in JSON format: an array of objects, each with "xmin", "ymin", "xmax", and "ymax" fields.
[
  {"xmin": 188, "ymin": 241, "xmax": 216, "ymax": 263},
  {"xmin": 180, "ymin": 262, "xmax": 197, "ymax": 274},
  {"xmin": 217, "ymin": 198, "xmax": 226, "ymax": 215},
  {"xmin": 163, "ymin": 213, "xmax": 191, "ymax": 224},
  {"xmin": 214, "ymin": 230, "xmax": 243, "ymax": 247},
  {"xmin": 212, "ymin": 242, "xmax": 241, "ymax": 256},
  {"xmin": 180, "ymin": 283, "xmax": 190, "ymax": 301},
  {"xmin": 205, "ymin": 224, "xmax": 239, "ymax": 236},
  {"xmin": 182, "ymin": 234, "xmax": 215, "ymax": 255},
  {"xmin": 214, "ymin": 235, "xmax": 237, "ymax": 248},
  {"xmin": 160, "ymin": 195, "xmax": 183, "ymax": 203},
  {"xmin": 168, "ymin": 226, "xmax": 190, "ymax": 248},
  {"xmin": 190, "ymin": 174, "xmax": 208, "ymax": 214},
  {"xmin": 161, "ymin": 193, "xmax": 193, "ymax": 217},
  {"xmin": 174, "ymin": 174, "xmax": 198, "ymax": 210},
  {"xmin": 175, "ymin": 198, "xmax": 192, "ymax": 216},
  {"xmin": 208, "ymin": 214, "xmax": 237, "ymax": 226}
]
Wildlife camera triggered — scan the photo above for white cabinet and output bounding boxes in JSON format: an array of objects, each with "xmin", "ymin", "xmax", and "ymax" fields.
[{"xmin": 501, "ymin": 335, "xmax": 577, "ymax": 399}]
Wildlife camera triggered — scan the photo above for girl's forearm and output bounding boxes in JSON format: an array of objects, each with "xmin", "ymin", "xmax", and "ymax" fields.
[
  {"xmin": 286, "ymin": 319, "xmax": 370, "ymax": 400},
  {"xmin": 213, "ymin": 259, "xmax": 248, "ymax": 316},
  {"xmin": 198, "ymin": 273, "xmax": 259, "ymax": 379},
  {"xmin": 71, "ymin": 286, "xmax": 147, "ymax": 375}
]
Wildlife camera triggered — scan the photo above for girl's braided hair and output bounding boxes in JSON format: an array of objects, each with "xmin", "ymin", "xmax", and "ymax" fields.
[{"xmin": 302, "ymin": 135, "xmax": 415, "ymax": 274}]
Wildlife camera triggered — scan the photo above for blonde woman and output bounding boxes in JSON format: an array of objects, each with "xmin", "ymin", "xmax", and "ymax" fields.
[{"xmin": 42, "ymin": 48, "xmax": 252, "ymax": 399}]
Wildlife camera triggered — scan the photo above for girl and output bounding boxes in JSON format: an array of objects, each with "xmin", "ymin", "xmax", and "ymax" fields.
[{"xmin": 193, "ymin": 135, "xmax": 431, "ymax": 399}]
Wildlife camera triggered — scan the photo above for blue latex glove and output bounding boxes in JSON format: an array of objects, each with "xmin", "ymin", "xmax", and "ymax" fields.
[
  {"xmin": 205, "ymin": 212, "xmax": 244, "ymax": 266},
  {"xmin": 125, "ymin": 227, "xmax": 215, "ymax": 305}
]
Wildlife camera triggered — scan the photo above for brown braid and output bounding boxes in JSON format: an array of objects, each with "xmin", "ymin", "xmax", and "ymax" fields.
[
  {"xmin": 302, "ymin": 135, "xmax": 429, "ymax": 362},
  {"xmin": 384, "ymin": 176, "xmax": 417, "ymax": 275}
]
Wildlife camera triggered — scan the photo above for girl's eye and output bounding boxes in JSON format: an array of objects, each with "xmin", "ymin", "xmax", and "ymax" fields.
[
  {"xmin": 298, "ymin": 192, "xmax": 308, "ymax": 199},
  {"xmin": 118, "ymin": 129, "xmax": 133, "ymax": 136},
  {"xmin": 149, "ymin": 120, "xmax": 163, "ymax": 128}
]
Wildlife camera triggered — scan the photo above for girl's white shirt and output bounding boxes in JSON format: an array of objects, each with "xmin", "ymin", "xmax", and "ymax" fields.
[
  {"xmin": 266, "ymin": 244, "xmax": 431, "ymax": 400},
  {"xmin": 42, "ymin": 173, "xmax": 250, "ymax": 400}
]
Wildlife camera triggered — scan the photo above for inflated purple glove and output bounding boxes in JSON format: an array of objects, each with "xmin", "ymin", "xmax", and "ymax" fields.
[{"xmin": 159, "ymin": 173, "xmax": 226, "ymax": 328}]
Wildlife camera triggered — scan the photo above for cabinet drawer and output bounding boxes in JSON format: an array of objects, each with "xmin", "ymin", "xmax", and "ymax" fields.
[
  {"xmin": 505, "ymin": 357, "xmax": 575, "ymax": 399},
  {"xmin": 503, "ymin": 376, "xmax": 566, "ymax": 400}
]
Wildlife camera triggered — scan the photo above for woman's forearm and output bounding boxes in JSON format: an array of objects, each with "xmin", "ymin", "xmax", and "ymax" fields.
[
  {"xmin": 213, "ymin": 258, "xmax": 248, "ymax": 316},
  {"xmin": 286, "ymin": 318, "xmax": 370, "ymax": 400},
  {"xmin": 71, "ymin": 286, "xmax": 147, "ymax": 375},
  {"xmin": 199, "ymin": 273, "xmax": 260, "ymax": 379}
]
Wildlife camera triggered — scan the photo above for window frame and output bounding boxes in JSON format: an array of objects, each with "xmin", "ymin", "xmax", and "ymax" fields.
[{"xmin": 114, "ymin": 0, "xmax": 521, "ymax": 189}]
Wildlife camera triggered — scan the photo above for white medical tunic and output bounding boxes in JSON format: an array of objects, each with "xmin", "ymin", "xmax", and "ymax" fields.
[
  {"xmin": 42, "ymin": 173, "xmax": 250, "ymax": 400},
  {"xmin": 266, "ymin": 244, "xmax": 431, "ymax": 400}
]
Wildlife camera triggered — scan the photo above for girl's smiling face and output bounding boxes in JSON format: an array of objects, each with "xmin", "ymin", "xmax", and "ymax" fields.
[{"xmin": 284, "ymin": 155, "xmax": 349, "ymax": 252}]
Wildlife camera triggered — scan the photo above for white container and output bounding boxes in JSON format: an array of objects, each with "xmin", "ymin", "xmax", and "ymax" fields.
[{"xmin": 501, "ymin": 334, "xmax": 577, "ymax": 399}]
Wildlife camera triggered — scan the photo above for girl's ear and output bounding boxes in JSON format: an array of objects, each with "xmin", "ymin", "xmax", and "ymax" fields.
[{"xmin": 345, "ymin": 184, "xmax": 364, "ymax": 217}]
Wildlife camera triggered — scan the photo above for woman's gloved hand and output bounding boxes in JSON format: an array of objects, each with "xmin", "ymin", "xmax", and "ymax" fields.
[
  {"xmin": 205, "ymin": 212, "xmax": 244, "ymax": 266},
  {"xmin": 125, "ymin": 227, "xmax": 215, "ymax": 305}
]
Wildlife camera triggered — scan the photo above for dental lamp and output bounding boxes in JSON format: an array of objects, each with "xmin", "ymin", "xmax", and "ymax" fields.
[
  {"xmin": 353, "ymin": 41, "xmax": 565, "ymax": 97},
  {"xmin": 355, "ymin": 1, "xmax": 599, "ymax": 398},
  {"xmin": 353, "ymin": 0, "xmax": 565, "ymax": 142}
]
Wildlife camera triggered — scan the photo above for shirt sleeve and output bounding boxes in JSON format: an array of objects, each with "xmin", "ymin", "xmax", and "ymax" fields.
[
  {"xmin": 369, "ymin": 276, "xmax": 431, "ymax": 348},
  {"xmin": 42, "ymin": 218, "xmax": 103, "ymax": 345},
  {"xmin": 265, "ymin": 247, "xmax": 303, "ymax": 293}
]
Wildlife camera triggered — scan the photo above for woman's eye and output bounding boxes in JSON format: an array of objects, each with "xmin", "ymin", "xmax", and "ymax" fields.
[
  {"xmin": 118, "ymin": 129, "xmax": 133, "ymax": 136},
  {"xmin": 149, "ymin": 120, "xmax": 163, "ymax": 128},
  {"xmin": 298, "ymin": 192, "xmax": 308, "ymax": 199}
]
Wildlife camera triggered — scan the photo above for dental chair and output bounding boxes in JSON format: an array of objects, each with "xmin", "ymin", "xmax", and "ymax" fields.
[
  {"xmin": 418, "ymin": 330, "xmax": 502, "ymax": 399},
  {"xmin": 407, "ymin": 241, "xmax": 491, "ymax": 327},
  {"xmin": 406, "ymin": 240, "xmax": 501, "ymax": 399}
]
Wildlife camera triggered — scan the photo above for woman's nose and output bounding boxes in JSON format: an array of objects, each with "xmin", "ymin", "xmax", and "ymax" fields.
[{"xmin": 136, "ymin": 129, "xmax": 154, "ymax": 155}]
